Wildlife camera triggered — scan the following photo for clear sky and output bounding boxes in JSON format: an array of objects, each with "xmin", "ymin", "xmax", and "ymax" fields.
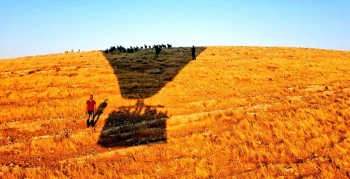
[{"xmin": 1, "ymin": 0, "xmax": 349, "ymax": 59}]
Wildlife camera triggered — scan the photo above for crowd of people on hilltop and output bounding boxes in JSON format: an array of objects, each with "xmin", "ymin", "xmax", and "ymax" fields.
[
  {"xmin": 103, "ymin": 44, "xmax": 197, "ymax": 61},
  {"xmin": 104, "ymin": 44, "xmax": 173, "ymax": 54}
]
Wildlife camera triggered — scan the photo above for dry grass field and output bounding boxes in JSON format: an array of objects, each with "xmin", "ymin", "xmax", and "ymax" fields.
[{"xmin": 1, "ymin": 46, "xmax": 350, "ymax": 178}]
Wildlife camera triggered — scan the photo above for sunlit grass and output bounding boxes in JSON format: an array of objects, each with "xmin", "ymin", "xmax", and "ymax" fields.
[{"xmin": 1, "ymin": 46, "xmax": 350, "ymax": 178}]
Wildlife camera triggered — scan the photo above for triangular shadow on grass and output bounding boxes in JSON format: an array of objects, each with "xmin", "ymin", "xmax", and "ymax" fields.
[{"xmin": 98, "ymin": 46, "xmax": 206, "ymax": 147}]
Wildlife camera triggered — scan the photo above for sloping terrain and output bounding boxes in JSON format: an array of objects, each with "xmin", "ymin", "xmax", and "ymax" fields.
[{"xmin": 1, "ymin": 46, "xmax": 350, "ymax": 178}]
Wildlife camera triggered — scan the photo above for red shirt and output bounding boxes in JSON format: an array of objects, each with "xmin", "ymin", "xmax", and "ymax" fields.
[{"xmin": 86, "ymin": 100, "xmax": 96, "ymax": 111}]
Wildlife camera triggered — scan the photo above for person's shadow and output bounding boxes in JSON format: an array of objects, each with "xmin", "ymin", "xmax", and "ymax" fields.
[
  {"xmin": 98, "ymin": 46, "xmax": 206, "ymax": 147},
  {"xmin": 90, "ymin": 99, "xmax": 108, "ymax": 127}
]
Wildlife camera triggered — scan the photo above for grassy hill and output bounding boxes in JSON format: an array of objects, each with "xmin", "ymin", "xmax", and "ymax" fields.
[{"xmin": 1, "ymin": 46, "xmax": 350, "ymax": 178}]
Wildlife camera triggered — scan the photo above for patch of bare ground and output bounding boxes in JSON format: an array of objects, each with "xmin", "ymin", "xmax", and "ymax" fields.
[{"xmin": 1, "ymin": 46, "xmax": 350, "ymax": 178}]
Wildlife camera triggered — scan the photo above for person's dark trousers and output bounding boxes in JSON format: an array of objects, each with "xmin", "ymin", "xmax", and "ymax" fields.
[{"xmin": 87, "ymin": 111, "xmax": 94, "ymax": 127}]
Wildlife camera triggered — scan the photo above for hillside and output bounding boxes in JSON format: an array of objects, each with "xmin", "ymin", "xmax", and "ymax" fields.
[{"xmin": 1, "ymin": 46, "xmax": 350, "ymax": 178}]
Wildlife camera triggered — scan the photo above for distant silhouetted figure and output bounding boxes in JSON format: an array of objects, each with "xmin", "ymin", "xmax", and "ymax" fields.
[
  {"xmin": 91, "ymin": 99, "xmax": 108, "ymax": 127},
  {"xmin": 109, "ymin": 46, "xmax": 116, "ymax": 53},
  {"xmin": 192, "ymin": 45, "xmax": 196, "ymax": 60},
  {"xmin": 154, "ymin": 45, "xmax": 162, "ymax": 60},
  {"xmin": 86, "ymin": 95, "xmax": 96, "ymax": 127}
]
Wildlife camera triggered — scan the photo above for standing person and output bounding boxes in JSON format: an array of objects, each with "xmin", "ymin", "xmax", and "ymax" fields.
[
  {"xmin": 154, "ymin": 45, "xmax": 162, "ymax": 60},
  {"xmin": 192, "ymin": 45, "xmax": 196, "ymax": 60},
  {"xmin": 86, "ymin": 94, "xmax": 96, "ymax": 127}
]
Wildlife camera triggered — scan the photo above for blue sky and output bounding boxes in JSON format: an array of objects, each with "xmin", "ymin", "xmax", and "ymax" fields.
[{"xmin": 0, "ymin": 0, "xmax": 349, "ymax": 59}]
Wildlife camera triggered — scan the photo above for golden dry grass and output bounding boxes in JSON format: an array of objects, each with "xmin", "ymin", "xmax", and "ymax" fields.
[{"xmin": 1, "ymin": 46, "xmax": 350, "ymax": 178}]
